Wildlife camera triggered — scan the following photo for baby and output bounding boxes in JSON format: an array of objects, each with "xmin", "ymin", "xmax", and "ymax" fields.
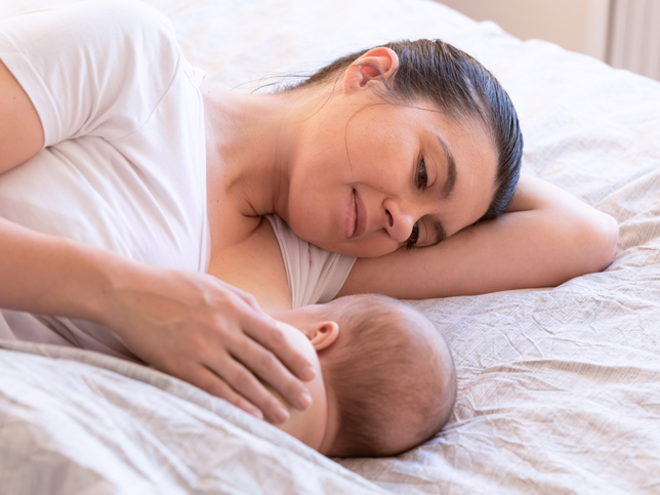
[{"xmin": 268, "ymin": 293, "xmax": 456, "ymax": 458}]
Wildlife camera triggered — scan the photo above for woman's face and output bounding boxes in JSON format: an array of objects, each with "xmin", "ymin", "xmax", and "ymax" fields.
[{"xmin": 283, "ymin": 90, "xmax": 499, "ymax": 258}]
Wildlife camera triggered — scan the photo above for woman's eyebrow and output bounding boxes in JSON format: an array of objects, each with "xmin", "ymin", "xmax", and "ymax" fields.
[{"xmin": 436, "ymin": 134, "xmax": 457, "ymax": 199}]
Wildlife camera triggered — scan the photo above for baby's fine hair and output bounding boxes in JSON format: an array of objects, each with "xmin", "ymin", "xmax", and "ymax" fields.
[{"xmin": 320, "ymin": 294, "xmax": 456, "ymax": 457}]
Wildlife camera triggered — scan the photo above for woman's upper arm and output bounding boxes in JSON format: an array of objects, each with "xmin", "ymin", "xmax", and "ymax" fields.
[
  {"xmin": 0, "ymin": 59, "xmax": 44, "ymax": 174},
  {"xmin": 0, "ymin": 0, "xmax": 180, "ymax": 158},
  {"xmin": 338, "ymin": 175, "xmax": 618, "ymax": 299}
]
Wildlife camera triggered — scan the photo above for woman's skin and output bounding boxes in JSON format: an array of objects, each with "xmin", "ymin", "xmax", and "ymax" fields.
[
  {"xmin": 0, "ymin": 42, "xmax": 618, "ymax": 425},
  {"xmin": 204, "ymin": 48, "xmax": 498, "ymax": 260}
]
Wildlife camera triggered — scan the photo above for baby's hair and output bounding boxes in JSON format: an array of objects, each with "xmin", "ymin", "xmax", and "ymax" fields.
[{"xmin": 319, "ymin": 294, "xmax": 456, "ymax": 457}]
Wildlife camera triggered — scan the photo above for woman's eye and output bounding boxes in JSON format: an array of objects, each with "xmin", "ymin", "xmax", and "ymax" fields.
[
  {"xmin": 406, "ymin": 222, "xmax": 419, "ymax": 249},
  {"xmin": 416, "ymin": 158, "xmax": 428, "ymax": 190}
]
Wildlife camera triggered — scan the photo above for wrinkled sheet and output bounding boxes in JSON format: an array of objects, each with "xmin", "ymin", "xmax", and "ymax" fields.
[
  {"xmin": 3, "ymin": 0, "xmax": 660, "ymax": 494},
  {"xmin": 0, "ymin": 340, "xmax": 385, "ymax": 494}
]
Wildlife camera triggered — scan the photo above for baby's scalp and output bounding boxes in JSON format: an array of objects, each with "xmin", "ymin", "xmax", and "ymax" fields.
[{"xmin": 317, "ymin": 294, "xmax": 457, "ymax": 457}]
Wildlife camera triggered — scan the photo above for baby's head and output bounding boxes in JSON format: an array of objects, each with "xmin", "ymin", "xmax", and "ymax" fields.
[{"xmin": 271, "ymin": 293, "xmax": 456, "ymax": 457}]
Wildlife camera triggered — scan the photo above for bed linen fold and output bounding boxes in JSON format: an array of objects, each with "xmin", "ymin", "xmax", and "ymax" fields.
[{"xmin": 0, "ymin": 340, "xmax": 386, "ymax": 495}]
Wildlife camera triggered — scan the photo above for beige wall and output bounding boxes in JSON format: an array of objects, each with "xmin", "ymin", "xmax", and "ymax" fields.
[{"xmin": 436, "ymin": 0, "xmax": 611, "ymax": 60}]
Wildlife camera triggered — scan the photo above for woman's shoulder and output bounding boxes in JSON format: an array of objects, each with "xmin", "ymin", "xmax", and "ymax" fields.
[
  {"xmin": 1, "ymin": 0, "xmax": 181, "ymax": 83},
  {"xmin": 76, "ymin": 0, "xmax": 180, "ymax": 62},
  {"xmin": 22, "ymin": 0, "xmax": 181, "ymax": 65},
  {"xmin": 76, "ymin": 0, "xmax": 175, "ymax": 36}
]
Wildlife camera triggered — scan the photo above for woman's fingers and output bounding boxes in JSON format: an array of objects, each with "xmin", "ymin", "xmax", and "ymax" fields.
[
  {"xmin": 227, "ymin": 285, "xmax": 266, "ymax": 314},
  {"xmin": 215, "ymin": 281, "xmax": 316, "ymax": 381},
  {"xmin": 178, "ymin": 281, "xmax": 313, "ymax": 421},
  {"xmin": 201, "ymin": 346, "xmax": 293, "ymax": 423},
  {"xmin": 245, "ymin": 310, "xmax": 316, "ymax": 382},
  {"xmin": 219, "ymin": 322, "xmax": 314, "ymax": 418},
  {"xmin": 105, "ymin": 266, "xmax": 316, "ymax": 423},
  {"xmin": 176, "ymin": 362, "xmax": 266, "ymax": 420}
]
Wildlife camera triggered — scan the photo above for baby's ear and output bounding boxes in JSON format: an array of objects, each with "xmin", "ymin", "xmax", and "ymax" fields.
[{"xmin": 309, "ymin": 321, "xmax": 339, "ymax": 351}]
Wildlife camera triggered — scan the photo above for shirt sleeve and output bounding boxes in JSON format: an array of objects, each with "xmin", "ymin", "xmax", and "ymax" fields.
[{"xmin": 0, "ymin": 0, "xmax": 180, "ymax": 147}]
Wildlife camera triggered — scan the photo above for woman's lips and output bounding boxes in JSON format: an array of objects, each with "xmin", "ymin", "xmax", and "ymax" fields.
[
  {"xmin": 344, "ymin": 190, "xmax": 357, "ymax": 238},
  {"xmin": 354, "ymin": 190, "xmax": 367, "ymax": 237},
  {"xmin": 345, "ymin": 189, "xmax": 367, "ymax": 239}
]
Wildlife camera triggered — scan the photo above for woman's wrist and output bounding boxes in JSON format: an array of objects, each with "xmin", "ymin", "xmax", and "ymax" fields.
[
  {"xmin": 31, "ymin": 235, "xmax": 147, "ymax": 330},
  {"xmin": 0, "ymin": 219, "xmax": 154, "ymax": 336}
]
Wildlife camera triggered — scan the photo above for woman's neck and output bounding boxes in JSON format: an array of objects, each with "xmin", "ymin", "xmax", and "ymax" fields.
[{"xmin": 202, "ymin": 82, "xmax": 316, "ymax": 219}]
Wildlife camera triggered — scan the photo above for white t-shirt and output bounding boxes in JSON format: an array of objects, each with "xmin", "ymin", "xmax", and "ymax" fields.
[
  {"xmin": 0, "ymin": 0, "xmax": 356, "ymax": 358},
  {"xmin": 0, "ymin": 0, "xmax": 207, "ymax": 361}
]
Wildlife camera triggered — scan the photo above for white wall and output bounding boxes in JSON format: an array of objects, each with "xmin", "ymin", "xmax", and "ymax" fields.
[{"xmin": 435, "ymin": 0, "xmax": 611, "ymax": 61}]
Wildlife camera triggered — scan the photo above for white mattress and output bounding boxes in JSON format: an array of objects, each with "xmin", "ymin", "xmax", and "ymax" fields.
[{"xmin": 2, "ymin": 0, "xmax": 660, "ymax": 493}]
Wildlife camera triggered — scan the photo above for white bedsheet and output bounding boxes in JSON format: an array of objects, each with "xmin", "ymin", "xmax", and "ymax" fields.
[
  {"xmin": 2, "ymin": 0, "xmax": 660, "ymax": 493},
  {"xmin": 0, "ymin": 340, "xmax": 385, "ymax": 494}
]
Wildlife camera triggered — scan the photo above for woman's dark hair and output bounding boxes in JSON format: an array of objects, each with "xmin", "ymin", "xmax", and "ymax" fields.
[{"xmin": 288, "ymin": 39, "xmax": 523, "ymax": 220}]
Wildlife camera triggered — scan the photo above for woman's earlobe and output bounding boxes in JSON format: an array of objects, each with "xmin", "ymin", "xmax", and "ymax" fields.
[{"xmin": 310, "ymin": 321, "xmax": 339, "ymax": 351}]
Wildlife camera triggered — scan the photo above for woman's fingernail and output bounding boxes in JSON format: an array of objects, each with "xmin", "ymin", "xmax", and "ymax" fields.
[
  {"xmin": 274, "ymin": 407, "xmax": 290, "ymax": 424},
  {"xmin": 251, "ymin": 408, "xmax": 264, "ymax": 420},
  {"xmin": 301, "ymin": 365, "xmax": 316, "ymax": 381},
  {"xmin": 298, "ymin": 390, "xmax": 312, "ymax": 410}
]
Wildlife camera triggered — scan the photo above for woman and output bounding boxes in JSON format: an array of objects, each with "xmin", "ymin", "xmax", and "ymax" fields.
[{"xmin": 0, "ymin": 1, "xmax": 617, "ymax": 425}]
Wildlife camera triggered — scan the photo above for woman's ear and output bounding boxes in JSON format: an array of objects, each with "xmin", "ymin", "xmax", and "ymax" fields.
[
  {"xmin": 342, "ymin": 46, "xmax": 399, "ymax": 95},
  {"xmin": 309, "ymin": 321, "xmax": 339, "ymax": 351}
]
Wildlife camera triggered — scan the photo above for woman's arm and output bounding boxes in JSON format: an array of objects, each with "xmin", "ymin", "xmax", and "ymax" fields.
[
  {"xmin": 338, "ymin": 174, "xmax": 619, "ymax": 299},
  {"xmin": 0, "ymin": 216, "xmax": 313, "ymax": 423},
  {"xmin": 0, "ymin": 61, "xmax": 312, "ymax": 424}
]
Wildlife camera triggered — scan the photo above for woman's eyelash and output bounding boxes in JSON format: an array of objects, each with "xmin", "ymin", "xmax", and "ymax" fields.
[
  {"xmin": 406, "ymin": 222, "xmax": 419, "ymax": 250},
  {"xmin": 416, "ymin": 157, "xmax": 428, "ymax": 191},
  {"xmin": 406, "ymin": 157, "xmax": 427, "ymax": 249}
]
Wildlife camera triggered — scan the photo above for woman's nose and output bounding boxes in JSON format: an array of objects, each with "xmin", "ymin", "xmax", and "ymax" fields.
[{"xmin": 383, "ymin": 200, "xmax": 416, "ymax": 243}]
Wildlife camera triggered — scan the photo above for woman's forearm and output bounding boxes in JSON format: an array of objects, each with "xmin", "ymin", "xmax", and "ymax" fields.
[
  {"xmin": 0, "ymin": 215, "xmax": 120, "ymax": 321},
  {"xmin": 340, "ymin": 175, "xmax": 619, "ymax": 299},
  {"xmin": 0, "ymin": 215, "xmax": 314, "ymax": 423}
]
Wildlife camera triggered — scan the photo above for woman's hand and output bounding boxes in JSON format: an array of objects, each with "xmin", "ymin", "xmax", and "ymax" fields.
[
  {"xmin": 98, "ymin": 264, "xmax": 316, "ymax": 423},
  {"xmin": 0, "ymin": 217, "xmax": 314, "ymax": 423}
]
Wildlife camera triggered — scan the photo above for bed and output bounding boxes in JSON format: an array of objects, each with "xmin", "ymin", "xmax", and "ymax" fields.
[{"xmin": 2, "ymin": 0, "xmax": 660, "ymax": 493}]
